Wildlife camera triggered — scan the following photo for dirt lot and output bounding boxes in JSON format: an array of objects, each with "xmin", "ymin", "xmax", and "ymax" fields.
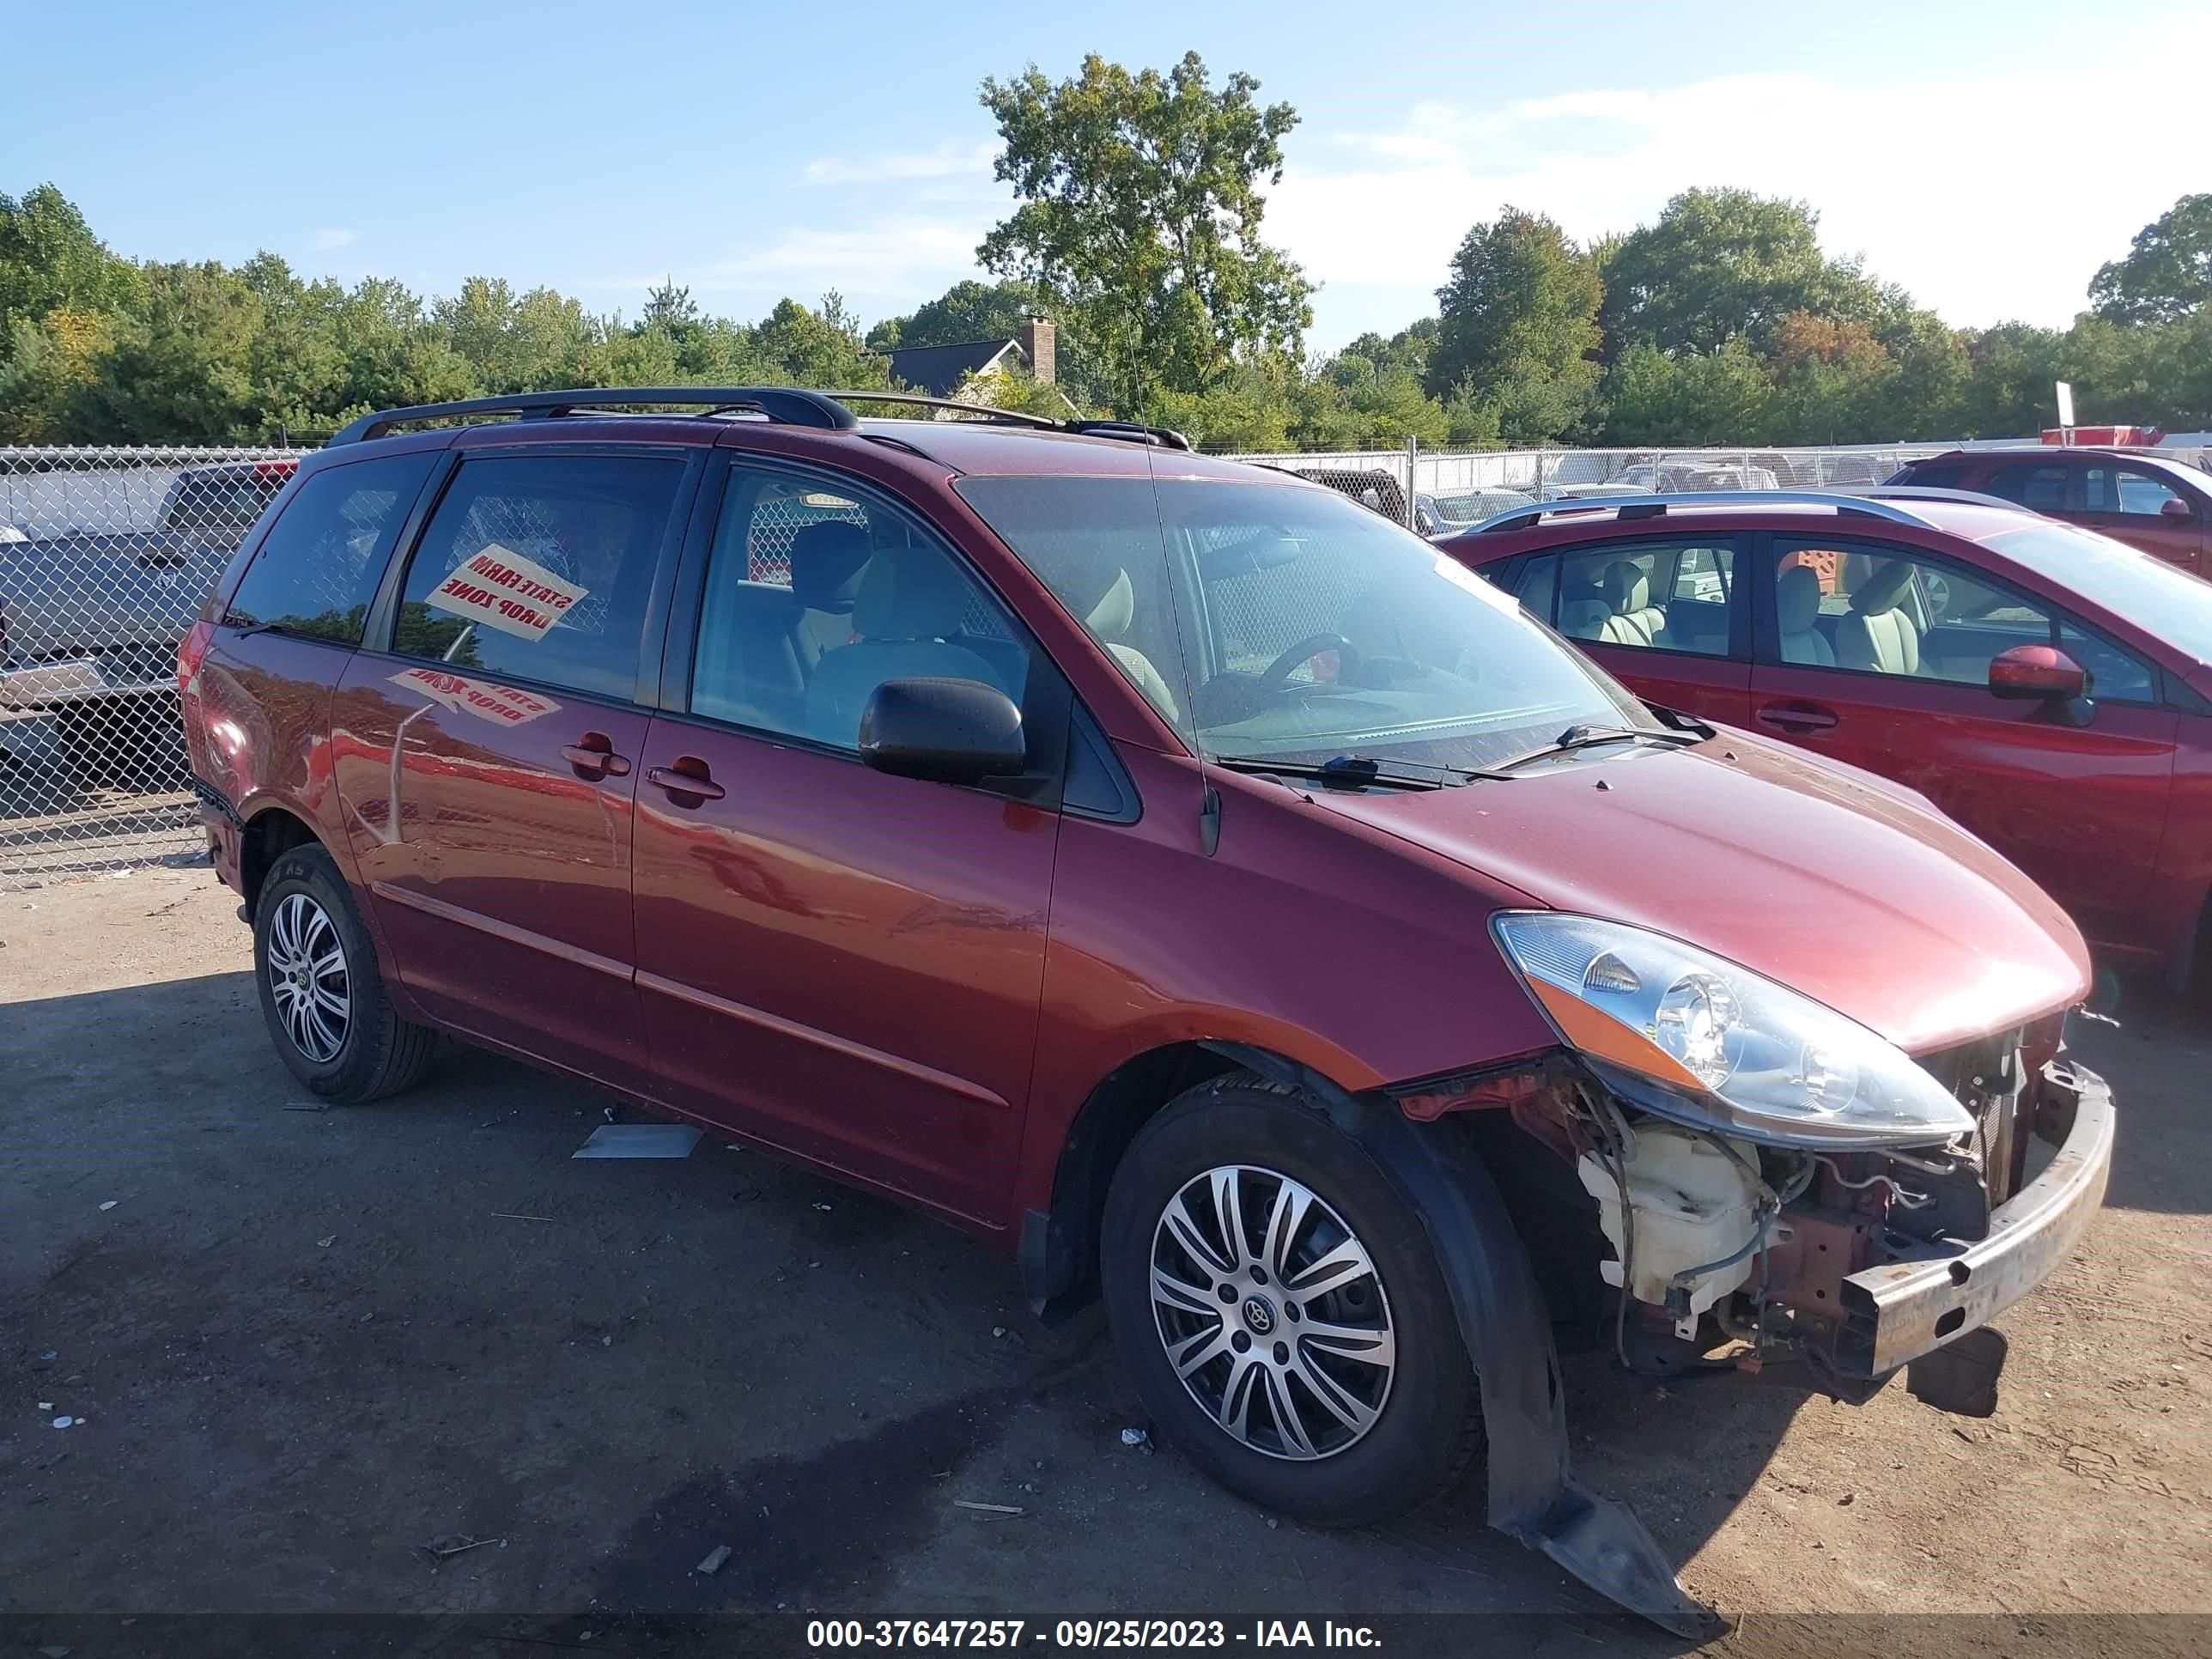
[{"xmin": 3, "ymin": 872, "xmax": 2209, "ymax": 1656}]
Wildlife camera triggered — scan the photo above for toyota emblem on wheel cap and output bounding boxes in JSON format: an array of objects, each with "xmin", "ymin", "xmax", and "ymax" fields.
[{"xmin": 1243, "ymin": 1295, "xmax": 1276, "ymax": 1334}]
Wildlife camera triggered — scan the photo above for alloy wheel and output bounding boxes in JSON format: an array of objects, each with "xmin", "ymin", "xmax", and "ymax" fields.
[
  {"xmin": 266, "ymin": 892, "xmax": 350, "ymax": 1064},
  {"xmin": 1148, "ymin": 1164, "xmax": 1395, "ymax": 1461}
]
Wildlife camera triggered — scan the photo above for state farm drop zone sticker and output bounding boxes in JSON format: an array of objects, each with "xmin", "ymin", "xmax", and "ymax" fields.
[
  {"xmin": 427, "ymin": 543, "xmax": 587, "ymax": 641},
  {"xmin": 389, "ymin": 668, "xmax": 561, "ymax": 727}
]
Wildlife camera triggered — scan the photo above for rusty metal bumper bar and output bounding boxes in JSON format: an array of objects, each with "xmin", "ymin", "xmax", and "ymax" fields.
[{"xmin": 1835, "ymin": 1059, "xmax": 2112, "ymax": 1378}]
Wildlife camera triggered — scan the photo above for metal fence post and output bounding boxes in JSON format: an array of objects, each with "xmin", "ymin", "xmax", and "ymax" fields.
[{"xmin": 1404, "ymin": 434, "xmax": 1419, "ymax": 529}]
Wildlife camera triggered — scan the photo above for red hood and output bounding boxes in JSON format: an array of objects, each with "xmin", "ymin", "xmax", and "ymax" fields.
[{"xmin": 1311, "ymin": 733, "xmax": 2089, "ymax": 1054}]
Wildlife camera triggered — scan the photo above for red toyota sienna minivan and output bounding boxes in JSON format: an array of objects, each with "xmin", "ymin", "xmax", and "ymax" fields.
[{"xmin": 181, "ymin": 389, "xmax": 2113, "ymax": 1630}]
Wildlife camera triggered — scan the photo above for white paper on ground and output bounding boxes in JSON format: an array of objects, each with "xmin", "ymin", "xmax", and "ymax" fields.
[{"xmin": 572, "ymin": 1124, "xmax": 704, "ymax": 1159}]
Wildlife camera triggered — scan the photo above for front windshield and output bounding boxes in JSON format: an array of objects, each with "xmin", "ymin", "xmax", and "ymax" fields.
[
  {"xmin": 954, "ymin": 474, "xmax": 1654, "ymax": 772},
  {"xmin": 1986, "ymin": 520, "xmax": 2212, "ymax": 664}
]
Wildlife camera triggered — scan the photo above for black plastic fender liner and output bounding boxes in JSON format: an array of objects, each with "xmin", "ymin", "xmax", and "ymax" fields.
[{"xmin": 1201, "ymin": 1042, "xmax": 1711, "ymax": 1638}]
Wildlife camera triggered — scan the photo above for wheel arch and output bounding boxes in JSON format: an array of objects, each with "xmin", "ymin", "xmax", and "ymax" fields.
[
  {"xmin": 237, "ymin": 803, "xmax": 321, "ymax": 915},
  {"xmin": 1018, "ymin": 1040, "xmax": 1257, "ymax": 1325}
]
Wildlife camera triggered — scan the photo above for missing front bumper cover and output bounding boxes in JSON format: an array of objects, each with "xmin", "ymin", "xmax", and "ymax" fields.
[{"xmin": 1832, "ymin": 1059, "xmax": 2112, "ymax": 1378}]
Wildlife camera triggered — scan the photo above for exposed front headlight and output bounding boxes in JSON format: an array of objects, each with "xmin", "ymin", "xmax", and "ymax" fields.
[{"xmin": 1492, "ymin": 912, "xmax": 1975, "ymax": 1148}]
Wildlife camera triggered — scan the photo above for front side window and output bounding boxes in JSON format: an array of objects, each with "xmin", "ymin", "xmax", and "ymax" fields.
[
  {"xmin": 1769, "ymin": 540, "xmax": 2054, "ymax": 687},
  {"xmin": 690, "ymin": 465, "xmax": 1029, "ymax": 750},
  {"xmin": 2082, "ymin": 465, "xmax": 2185, "ymax": 517},
  {"xmin": 955, "ymin": 474, "xmax": 1653, "ymax": 773},
  {"xmin": 392, "ymin": 453, "xmax": 683, "ymax": 701},
  {"xmin": 224, "ymin": 453, "xmax": 436, "ymax": 644}
]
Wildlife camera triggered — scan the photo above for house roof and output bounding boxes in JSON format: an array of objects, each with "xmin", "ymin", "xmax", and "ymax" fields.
[{"xmin": 884, "ymin": 337, "xmax": 1023, "ymax": 398}]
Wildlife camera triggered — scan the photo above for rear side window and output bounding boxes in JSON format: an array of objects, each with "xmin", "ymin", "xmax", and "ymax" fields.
[
  {"xmin": 223, "ymin": 453, "xmax": 437, "ymax": 644},
  {"xmin": 1896, "ymin": 461, "xmax": 1971, "ymax": 489},
  {"xmin": 391, "ymin": 453, "xmax": 684, "ymax": 702},
  {"xmin": 1983, "ymin": 461, "xmax": 2069, "ymax": 512}
]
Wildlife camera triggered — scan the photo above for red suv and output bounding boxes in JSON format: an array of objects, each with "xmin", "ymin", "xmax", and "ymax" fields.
[
  {"xmin": 1887, "ymin": 447, "xmax": 2212, "ymax": 574},
  {"xmin": 1437, "ymin": 490, "xmax": 2212, "ymax": 982},
  {"xmin": 182, "ymin": 391, "xmax": 2112, "ymax": 1632}
]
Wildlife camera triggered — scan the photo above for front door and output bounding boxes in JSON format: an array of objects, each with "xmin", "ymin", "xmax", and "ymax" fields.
[
  {"xmin": 334, "ymin": 447, "xmax": 697, "ymax": 1086},
  {"xmin": 1748, "ymin": 535, "xmax": 2178, "ymax": 951},
  {"xmin": 2070, "ymin": 460, "xmax": 2207, "ymax": 576},
  {"xmin": 628, "ymin": 460, "xmax": 1059, "ymax": 1221}
]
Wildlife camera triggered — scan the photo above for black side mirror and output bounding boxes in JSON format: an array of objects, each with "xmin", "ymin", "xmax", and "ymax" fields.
[{"xmin": 860, "ymin": 678, "xmax": 1025, "ymax": 786}]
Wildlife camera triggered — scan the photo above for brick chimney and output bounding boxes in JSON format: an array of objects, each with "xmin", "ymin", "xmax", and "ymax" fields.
[{"xmin": 1016, "ymin": 314, "xmax": 1056, "ymax": 386}]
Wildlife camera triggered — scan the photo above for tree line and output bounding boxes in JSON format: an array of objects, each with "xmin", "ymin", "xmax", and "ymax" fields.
[{"xmin": 3, "ymin": 50, "xmax": 2209, "ymax": 450}]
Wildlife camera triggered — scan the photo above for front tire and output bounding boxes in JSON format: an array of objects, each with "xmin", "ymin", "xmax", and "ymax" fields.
[
  {"xmin": 252, "ymin": 843, "xmax": 436, "ymax": 1103},
  {"xmin": 1100, "ymin": 1075, "xmax": 1481, "ymax": 1526}
]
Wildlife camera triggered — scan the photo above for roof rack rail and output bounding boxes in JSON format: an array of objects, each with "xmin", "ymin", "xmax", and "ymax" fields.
[
  {"xmin": 1066, "ymin": 418, "xmax": 1193, "ymax": 452},
  {"xmin": 1832, "ymin": 484, "xmax": 2030, "ymax": 513},
  {"xmin": 818, "ymin": 389, "xmax": 1059, "ymax": 428},
  {"xmin": 330, "ymin": 385, "xmax": 1197, "ymax": 453},
  {"xmin": 825, "ymin": 392, "xmax": 1193, "ymax": 450},
  {"xmin": 329, "ymin": 387, "xmax": 860, "ymax": 445},
  {"xmin": 1468, "ymin": 489, "xmax": 1978, "ymax": 537}
]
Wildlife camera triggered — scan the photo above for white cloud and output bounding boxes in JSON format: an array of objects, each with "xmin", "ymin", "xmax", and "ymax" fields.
[
  {"xmin": 310, "ymin": 228, "xmax": 357, "ymax": 251},
  {"xmin": 1275, "ymin": 10, "xmax": 2212, "ymax": 345},
  {"xmin": 799, "ymin": 141, "xmax": 997, "ymax": 186},
  {"xmin": 628, "ymin": 216, "xmax": 994, "ymax": 299}
]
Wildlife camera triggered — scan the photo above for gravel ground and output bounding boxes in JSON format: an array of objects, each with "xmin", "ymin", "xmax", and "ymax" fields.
[{"xmin": 2, "ymin": 872, "xmax": 2208, "ymax": 1656}]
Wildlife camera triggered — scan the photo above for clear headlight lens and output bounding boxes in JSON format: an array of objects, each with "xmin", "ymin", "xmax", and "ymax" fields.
[{"xmin": 1493, "ymin": 912, "xmax": 1975, "ymax": 1147}]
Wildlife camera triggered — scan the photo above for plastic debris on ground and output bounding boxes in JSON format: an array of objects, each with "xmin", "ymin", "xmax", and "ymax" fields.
[
  {"xmin": 572, "ymin": 1124, "xmax": 703, "ymax": 1159},
  {"xmin": 1120, "ymin": 1427, "xmax": 1152, "ymax": 1452},
  {"xmin": 695, "ymin": 1544, "xmax": 732, "ymax": 1576}
]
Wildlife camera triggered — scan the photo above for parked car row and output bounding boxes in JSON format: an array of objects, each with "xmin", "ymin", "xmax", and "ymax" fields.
[
  {"xmin": 1887, "ymin": 445, "xmax": 2212, "ymax": 575},
  {"xmin": 1437, "ymin": 483, "xmax": 2212, "ymax": 985},
  {"xmin": 182, "ymin": 390, "xmax": 2112, "ymax": 1632}
]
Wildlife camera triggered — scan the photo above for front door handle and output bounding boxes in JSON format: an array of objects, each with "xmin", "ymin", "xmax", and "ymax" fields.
[
  {"xmin": 1755, "ymin": 699, "xmax": 1840, "ymax": 735},
  {"xmin": 647, "ymin": 759, "xmax": 726, "ymax": 803},
  {"xmin": 562, "ymin": 732, "xmax": 633, "ymax": 780}
]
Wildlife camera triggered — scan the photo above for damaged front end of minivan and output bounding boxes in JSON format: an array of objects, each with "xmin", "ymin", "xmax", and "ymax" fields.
[{"xmin": 1338, "ymin": 913, "xmax": 2115, "ymax": 1633}]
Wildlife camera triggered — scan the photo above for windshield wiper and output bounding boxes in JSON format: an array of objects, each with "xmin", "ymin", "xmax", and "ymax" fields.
[
  {"xmin": 1493, "ymin": 723, "xmax": 1702, "ymax": 773},
  {"xmin": 1209, "ymin": 753, "xmax": 1507, "ymax": 790}
]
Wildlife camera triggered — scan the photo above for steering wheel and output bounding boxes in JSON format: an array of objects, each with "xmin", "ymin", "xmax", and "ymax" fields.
[{"xmin": 1262, "ymin": 633, "xmax": 1361, "ymax": 685}]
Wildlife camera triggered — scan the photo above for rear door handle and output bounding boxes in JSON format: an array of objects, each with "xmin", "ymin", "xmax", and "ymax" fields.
[
  {"xmin": 647, "ymin": 761, "xmax": 726, "ymax": 803},
  {"xmin": 1755, "ymin": 700, "xmax": 1840, "ymax": 735},
  {"xmin": 562, "ymin": 733, "xmax": 633, "ymax": 780}
]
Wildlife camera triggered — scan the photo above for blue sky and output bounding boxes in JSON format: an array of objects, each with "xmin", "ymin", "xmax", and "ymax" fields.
[{"xmin": 9, "ymin": 0, "xmax": 2208, "ymax": 352}]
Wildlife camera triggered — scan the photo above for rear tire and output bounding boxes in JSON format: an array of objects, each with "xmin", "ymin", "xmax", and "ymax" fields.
[
  {"xmin": 252, "ymin": 843, "xmax": 435, "ymax": 1103},
  {"xmin": 1100, "ymin": 1075, "xmax": 1482, "ymax": 1526}
]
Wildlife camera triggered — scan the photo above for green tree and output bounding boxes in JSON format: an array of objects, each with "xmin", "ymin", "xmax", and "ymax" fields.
[
  {"xmin": 2089, "ymin": 194, "xmax": 2212, "ymax": 325},
  {"xmin": 62, "ymin": 261, "xmax": 264, "ymax": 441},
  {"xmin": 434, "ymin": 277, "xmax": 599, "ymax": 390},
  {"xmin": 747, "ymin": 292, "xmax": 889, "ymax": 387},
  {"xmin": 1600, "ymin": 188, "xmax": 1884, "ymax": 359},
  {"xmin": 977, "ymin": 52, "xmax": 1311, "ymax": 419},
  {"xmin": 0, "ymin": 184, "xmax": 140, "ymax": 368},
  {"xmin": 868, "ymin": 277, "xmax": 1042, "ymax": 349},
  {"xmin": 1297, "ymin": 347, "xmax": 1448, "ymax": 448},
  {"xmin": 1600, "ymin": 339, "xmax": 1774, "ymax": 445},
  {"xmin": 1426, "ymin": 209, "xmax": 1601, "ymax": 443},
  {"xmin": 1954, "ymin": 323, "xmax": 2066, "ymax": 438}
]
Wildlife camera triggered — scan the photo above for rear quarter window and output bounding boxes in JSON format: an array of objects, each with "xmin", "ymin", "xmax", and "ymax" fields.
[{"xmin": 223, "ymin": 453, "xmax": 438, "ymax": 644}]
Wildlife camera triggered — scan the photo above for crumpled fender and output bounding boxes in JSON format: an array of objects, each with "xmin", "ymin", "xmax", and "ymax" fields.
[{"xmin": 1204, "ymin": 1042, "xmax": 1712, "ymax": 1638}]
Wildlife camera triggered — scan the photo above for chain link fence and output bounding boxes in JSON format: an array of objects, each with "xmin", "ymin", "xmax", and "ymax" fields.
[
  {"xmin": 2, "ymin": 447, "xmax": 303, "ymax": 887},
  {"xmin": 0, "ymin": 436, "xmax": 1979, "ymax": 890}
]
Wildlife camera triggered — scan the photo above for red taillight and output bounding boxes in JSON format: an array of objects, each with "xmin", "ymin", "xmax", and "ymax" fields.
[{"xmin": 177, "ymin": 620, "xmax": 215, "ymax": 694}]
